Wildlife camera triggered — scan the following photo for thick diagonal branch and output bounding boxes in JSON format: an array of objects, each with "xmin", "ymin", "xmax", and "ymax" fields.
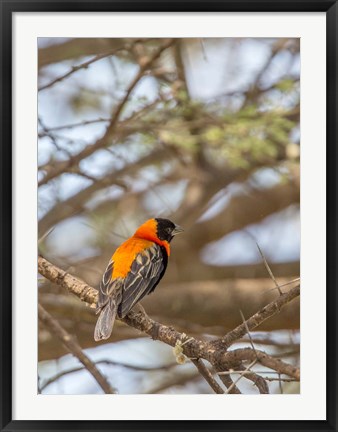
[
  {"xmin": 38, "ymin": 303, "xmax": 115, "ymax": 394},
  {"xmin": 211, "ymin": 285, "xmax": 300, "ymax": 351}
]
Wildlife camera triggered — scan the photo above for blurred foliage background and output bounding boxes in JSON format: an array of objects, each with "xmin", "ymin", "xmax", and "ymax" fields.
[{"xmin": 38, "ymin": 37, "xmax": 300, "ymax": 394}]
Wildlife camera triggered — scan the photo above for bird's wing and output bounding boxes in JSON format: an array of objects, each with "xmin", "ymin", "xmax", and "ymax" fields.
[
  {"xmin": 97, "ymin": 258, "xmax": 122, "ymax": 312},
  {"xmin": 118, "ymin": 243, "xmax": 167, "ymax": 318}
]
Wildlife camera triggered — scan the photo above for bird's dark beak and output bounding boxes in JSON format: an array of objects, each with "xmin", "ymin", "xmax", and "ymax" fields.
[{"xmin": 172, "ymin": 224, "xmax": 184, "ymax": 236}]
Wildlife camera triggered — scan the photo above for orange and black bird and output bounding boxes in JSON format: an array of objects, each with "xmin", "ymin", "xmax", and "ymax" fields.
[{"xmin": 94, "ymin": 218, "xmax": 183, "ymax": 341}]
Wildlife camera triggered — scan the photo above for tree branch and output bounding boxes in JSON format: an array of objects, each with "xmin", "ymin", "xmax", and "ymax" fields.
[
  {"xmin": 224, "ymin": 348, "xmax": 300, "ymax": 381},
  {"xmin": 40, "ymin": 359, "xmax": 178, "ymax": 392},
  {"xmin": 191, "ymin": 359, "xmax": 225, "ymax": 394},
  {"xmin": 39, "ymin": 46, "xmax": 126, "ymax": 92},
  {"xmin": 38, "ymin": 303, "xmax": 115, "ymax": 394},
  {"xmin": 235, "ymin": 364, "xmax": 270, "ymax": 394},
  {"xmin": 38, "ymin": 148, "xmax": 173, "ymax": 236},
  {"xmin": 38, "ymin": 255, "xmax": 300, "ymax": 394},
  {"xmin": 38, "ymin": 38, "xmax": 131, "ymax": 69},
  {"xmin": 38, "ymin": 39, "xmax": 174, "ymax": 187},
  {"xmin": 211, "ymin": 284, "xmax": 300, "ymax": 351},
  {"xmin": 38, "ymin": 256, "xmax": 98, "ymax": 305}
]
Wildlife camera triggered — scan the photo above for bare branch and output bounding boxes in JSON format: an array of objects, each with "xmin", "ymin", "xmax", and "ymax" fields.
[
  {"xmin": 38, "ymin": 303, "xmax": 116, "ymax": 394},
  {"xmin": 39, "ymin": 47, "xmax": 126, "ymax": 92},
  {"xmin": 212, "ymin": 284, "xmax": 300, "ymax": 350},
  {"xmin": 255, "ymin": 241, "xmax": 283, "ymax": 295},
  {"xmin": 191, "ymin": 359, "xmax": 225, "ymax": 394},
  {"xmin": 38, "ymin": 255, "xmax": 300, "ymax": 392},
  {"xmin": 217, "ymin": 373, "xmax": 242, "ymax": 394},
  {"xmin": 224, "ymin": 348, "xmax": 300, "ymax": 381},
  {"xmin": 236, "ymin": 364, "xmax": 269, "ymax": 394},
  {"xmin": 38, "ymin": 118, "xmax": 111, "ymax": 137},
  {"xmin": 40, "ymin": 359, "xmax": 178, "ymax": 392},
  {"xmin": 38, "ymin": 148, "xmax": 172, "ymax": 236},
  {"xmin": 225, "ymin": 360, "xmax": 257, "ymax": 394},
  {"xmin": 38, "ymin": 39, "xmax": 175, "ymax": 187}
]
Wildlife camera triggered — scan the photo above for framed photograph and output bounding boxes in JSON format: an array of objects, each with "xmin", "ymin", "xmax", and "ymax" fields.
[{"xmin": 1, "ymin": 1, "xmax": 337, "ymax": 431}]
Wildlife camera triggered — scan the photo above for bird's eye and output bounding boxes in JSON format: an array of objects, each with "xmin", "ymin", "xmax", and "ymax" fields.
[{"xmin": 166, "ymin": 227, "xmax": 172, "ymax": 233}]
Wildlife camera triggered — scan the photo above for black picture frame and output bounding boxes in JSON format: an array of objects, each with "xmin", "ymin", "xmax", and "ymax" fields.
[{"xmin": 1, "ymin": 1, "xmax": 337, "ymax": 431}]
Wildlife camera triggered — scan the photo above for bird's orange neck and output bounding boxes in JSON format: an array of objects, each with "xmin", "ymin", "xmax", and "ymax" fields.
[{"xmin": 133, "ymin": 219, "xmax": 171, "ymax": 256}]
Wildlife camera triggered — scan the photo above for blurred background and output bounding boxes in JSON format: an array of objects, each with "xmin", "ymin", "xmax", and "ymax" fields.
[{"xmin": 38, "ymin": 37, "xmax": 300, "ymax": 394}]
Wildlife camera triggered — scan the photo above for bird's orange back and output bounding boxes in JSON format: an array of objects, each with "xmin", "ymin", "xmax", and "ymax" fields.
[
  {"xmin": 111, "ymin": 219, "xmax": 170, "ymax": 279},
  {"xmin": 112, "ymin": 237, "xmax": 155, "ymax": 279}
]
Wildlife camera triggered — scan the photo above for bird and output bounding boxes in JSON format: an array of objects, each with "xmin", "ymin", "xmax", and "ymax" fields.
[{"xmin": 94, "ymin": 218, "xmax": 183, "ymax": 341}]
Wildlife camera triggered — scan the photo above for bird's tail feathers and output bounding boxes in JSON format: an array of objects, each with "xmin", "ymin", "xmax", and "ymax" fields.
[{"xmin": 94, "ymin": 300, "xmax": 117, "ymax": 341}]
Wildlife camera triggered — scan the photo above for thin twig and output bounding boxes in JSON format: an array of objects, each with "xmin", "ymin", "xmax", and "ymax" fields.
[
  {"xmin": 234, "ymin": 315, "xmax": 269, "ymax": 393},
  {"xmin": 39, "ymin": 46, "xmax": 128, "ymax": 91},
  {"xmin": 38, "ymin": 117, "xmax": 72, "ymax": 159},
  {"xmin": 260, "ymin": 277, "xmax": 300, "ymax": 295},
  {"xmin": 38, "ymin": 226, "xmax": 55, "ymax": 245},
  {"xmin": 255, "ymin": 241, "xmax": 283, "ymax": 295},
  {"xmin": 38, "ymin": 39, "xmax": 174, "ymax": 187},
  {"xmin": 278, "ymin": 373, "xmax": 284, "ymax": 394},
  {"xmin": 218, "ymin": 369, "xmax": 297, "ymax": 376},
  {"xmin": 236, "ymin": 364, "xmax": 269, "ymax": 394},
  {"xmin": 217, "ymin": 373, "xmax": 242, "ymax": 394},
  {"xmin": 239, "ymin": 309, "xmax": 257, "ymax": 357},
  {"xmin": 225, "ymin": 360, "xmax": 257, "ymax": 394},
  {"xmin": 38, "ymin": 95, "xmax": 160, "ymax": 137},
  {"xmin": 38, "ymin": 118, "xmax": 111, "ymax": 137},
  {"xmin": 264, "ymin": 376, "xmax": 297, "ymax": 383}
]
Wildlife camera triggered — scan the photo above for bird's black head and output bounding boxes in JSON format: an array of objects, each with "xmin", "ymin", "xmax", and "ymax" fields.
[{"xmin": 155, "ymin": 218, "xmax": 184, "ymax": 243}]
